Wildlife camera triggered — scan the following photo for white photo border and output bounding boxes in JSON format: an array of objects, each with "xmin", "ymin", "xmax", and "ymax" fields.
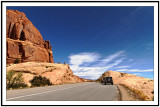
[{"xmin": 1, "ymin": 1, "xmax": 159, "ymax": 106}]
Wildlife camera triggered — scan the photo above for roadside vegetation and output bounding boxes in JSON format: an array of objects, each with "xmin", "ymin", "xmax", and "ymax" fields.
[
  {"xmin": 29, "ymin": 75, "xmax": 52, "ymax": 87},
  {"xmin": 6, "ymin": 71, "xmax": 28, "ymax": 90},
  {"xmin": 7, "ymin": 71, "xmax": 53, "ymax": 90},
  {"xmin": 121, "ymin": 83, "xmax": 151, "ymax": 101}
]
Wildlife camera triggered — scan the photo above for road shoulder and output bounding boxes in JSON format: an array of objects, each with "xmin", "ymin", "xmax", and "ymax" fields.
[{"xmin": 116, "ymin": 84, "xmax": 142, "ymax": 101}]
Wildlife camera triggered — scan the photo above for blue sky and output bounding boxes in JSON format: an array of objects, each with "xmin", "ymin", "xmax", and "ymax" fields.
[{"xmin": 7, "ymin": 6, "xmax": 154, "ymax": 79}]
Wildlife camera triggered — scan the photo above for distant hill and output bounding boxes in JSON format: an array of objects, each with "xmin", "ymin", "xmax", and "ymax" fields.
[{"xmin": 97, "ymin": 70, "xmax": 154, "ymax": 101}]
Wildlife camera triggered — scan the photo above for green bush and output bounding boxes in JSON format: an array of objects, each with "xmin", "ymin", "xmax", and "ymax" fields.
[
  {"xmin": 14, "ymin": 58, "xmax": 20, "ymax": 64},
  {"xmin": 6, "ymin": 71, "xmax": 28, "ymax": 90},
  {"xmin": 30, "ymin": 75, "xmax": 52, "ymax": 87}
]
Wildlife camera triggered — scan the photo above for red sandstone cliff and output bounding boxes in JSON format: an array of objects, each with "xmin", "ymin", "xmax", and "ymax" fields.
[{"xmin": 6, "ymin": 9, "xmax": 53, "ymax": 64}]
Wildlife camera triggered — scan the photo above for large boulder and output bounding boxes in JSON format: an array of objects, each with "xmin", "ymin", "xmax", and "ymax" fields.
[{"xmin": 6, "ymin": 9, "xmax": 54, "ymax": 64}]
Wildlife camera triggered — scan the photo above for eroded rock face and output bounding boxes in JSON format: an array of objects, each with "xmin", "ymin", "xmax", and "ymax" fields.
[
  {"xmin": 7, "ymin": 62, "xmax": 85, "ymax": 86},
  {"xmin": 6, "ymin": 10, "xmax": 53, "ymax": 64}
]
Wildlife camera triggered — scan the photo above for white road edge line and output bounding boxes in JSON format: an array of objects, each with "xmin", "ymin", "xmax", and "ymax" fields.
[{"xmin": 7, "ymin": 83, "xmax": 90, "ymax": 100}]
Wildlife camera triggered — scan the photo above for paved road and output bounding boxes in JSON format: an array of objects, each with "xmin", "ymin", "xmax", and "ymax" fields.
[{"xmin": 7, "ymin": 82, "xmax": 120, "ymax": 101}]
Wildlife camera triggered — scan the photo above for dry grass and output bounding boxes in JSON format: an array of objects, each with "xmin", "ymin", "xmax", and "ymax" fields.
[{"xmin": 121, "ymin": 83, "xmax": 151, "ymax": 101}]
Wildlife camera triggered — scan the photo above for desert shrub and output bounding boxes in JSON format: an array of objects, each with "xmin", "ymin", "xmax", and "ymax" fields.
[
  {"xmin": 6, "ymin": 71, "xmax": 28, "ymax": 90},
  {"xmin": 151, "ymin": 91, "xmax": 154, "ymax": 94},
  {"xmin": 148, "ymin": 80, "xmax": 153, "ymax": 82},
  {"xmin": 30, "ymin": 75, "xmax": 52, "ymax": 87},
  {"xmin": 45, "ymin": 66, "xmax": 53, "ymax": 68},
  {"xmin": 14, "ymin": 58, "xmax": 20, "ymax": 64}
]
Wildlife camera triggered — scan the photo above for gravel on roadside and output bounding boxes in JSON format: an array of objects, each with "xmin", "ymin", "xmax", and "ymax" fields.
[{"xmin": 116, "ymin": 84, "xmax": 142, "ymax": 101}]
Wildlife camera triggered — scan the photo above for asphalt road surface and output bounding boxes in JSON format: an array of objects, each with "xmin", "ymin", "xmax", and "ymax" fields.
[{"xmin": 7, "ymin": 82, "xmax": 120, "ymax": 101}]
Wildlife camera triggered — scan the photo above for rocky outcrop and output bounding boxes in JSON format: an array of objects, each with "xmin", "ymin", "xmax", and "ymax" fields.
[
  {"xmin": 7, "ymin": 62, "xmax": 85, "ymax": 86},
  {"xmin": 97, "ymin": 70, "xmax": 154, "ymax": 100},
  {"xmin": 6, "ymin": 9, "xmax": 53, "ymax": 64},
  {"xmin": 97, "ymin": 70, "xmax": 134, "ymax": 84}
]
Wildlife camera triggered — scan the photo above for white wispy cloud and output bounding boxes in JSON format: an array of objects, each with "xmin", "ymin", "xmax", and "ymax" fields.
[
  {"xmin": 105, "ymin": 58, "xmax": 124, "ymax": 68},
  {"xmin": 68, "ymin": 52, "xmax": 100, "ymax": 66},
  {"xmin": 120, "ymin": 7, "xmax": 143, "ymax": 23},
  {"xmin": 132, "ymin": 73, "xmax": 142, "ymax": 76},
  {"xmin": 115, "ymin": 65, "xmax": 131, "ymax": 69},
  {"xmin": 116, "ymin": 69, "xmax": 154, "ymax": 72},
  {"xmin": 74, "ymin": 70, "xmax": 103, "ymax": 80},
  {"xmin": 68, "ymin": 51, "xmax": 154, "ymax": 79},
  {"xmin": 94, "ymin": 51, "xmax": 125, "ymax": 67},
  {"xmin": 68, "ymin": 51, "xmax": 125, "ymax": 79},
  {"xmin": 128, "ymin": 59, "xmax": 134, "ymax": 62}
]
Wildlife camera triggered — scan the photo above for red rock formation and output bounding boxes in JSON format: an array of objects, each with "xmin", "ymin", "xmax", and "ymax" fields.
[{"xmin": 6, "ymin": 9, "xmax": 53, "ymax": 64}]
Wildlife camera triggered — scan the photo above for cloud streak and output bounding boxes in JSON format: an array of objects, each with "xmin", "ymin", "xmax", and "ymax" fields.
[
  {"xmin": 116, "ymin": 69, "xmax": 153, "ymax": 72},
  {"xmin": 115, "ymin": 65, "xmax": 131, "ymax": 69},
  {"xmin": 93, "ymin": 51, "xmax": 125, "ymax": 67},
  {"xmin": 68, "ymin": 51, "xmax": 125, "ymax": 79},
  {"xmin": 68, "ymin": 50, "xmax": 153, "ymax": 79},
  {"xmin": 68, "ymin": 52, "xmax": 100, "ymax": 66}
]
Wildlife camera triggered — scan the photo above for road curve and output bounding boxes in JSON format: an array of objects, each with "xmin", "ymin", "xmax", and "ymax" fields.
[{"xmin": 7, "ymin": 82, "xmax": 120, "ymax": 101}]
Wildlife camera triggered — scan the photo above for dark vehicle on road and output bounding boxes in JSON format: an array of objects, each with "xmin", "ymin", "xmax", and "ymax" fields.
[{"xmin": 101, "ymin": 77, "xmax": 113, "ymax": 85}]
